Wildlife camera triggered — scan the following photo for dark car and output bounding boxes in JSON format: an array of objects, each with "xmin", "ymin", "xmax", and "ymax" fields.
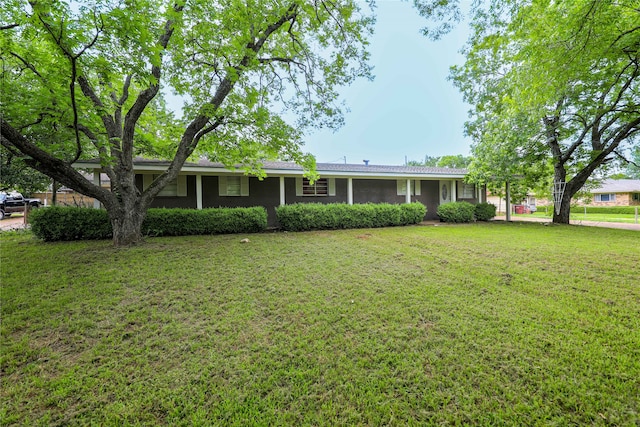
[{"xmin": 0, "ymin": 191, "xmax": 41, "ymax": 220}]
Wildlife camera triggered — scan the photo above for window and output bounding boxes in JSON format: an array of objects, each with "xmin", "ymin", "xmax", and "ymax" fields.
[
  {"xmin": 633, "ymin": 193, "xmax": 640, "ymax": 201},
  {"xmin": 460, "ymin": 183, "xmax": 475, "ymax": 199},
  {"xmin": 226, "ymin": 176, "xmax": 242, "ymax": 196},
  {"xmin": 303, "ymin": 178, "xmax": 328, "ymax": 196},
  {"xmin": 157, "ymin": 178, "xmax": 178, "ymax": 197},
  {"xmin": 396, "ymin": 180, "xmax": 421, "ymax": 196},
  {"xmin": 142, "ymin": 174, "xmax": 187, "ymax": 197},
  {"xmin": 296, "ymin": 177, "xmax": 335, "ymax": 196},
  {"xmin": 218, "ymin": 176, "xmax": 249, "ymax": 196},
  {"xmin": 595, "ymin": 193, "xmax": 616, "ymax": 202}
]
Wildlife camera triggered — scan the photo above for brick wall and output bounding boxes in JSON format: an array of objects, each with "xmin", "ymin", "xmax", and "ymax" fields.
[{"xmin": 592, "ymin": 193, "xmax": 633, "ymax": 207}]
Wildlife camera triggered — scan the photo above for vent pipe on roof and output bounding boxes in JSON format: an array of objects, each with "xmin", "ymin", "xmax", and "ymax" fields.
[{"xmin": 363, "ymin": 159, "xmax": 369, "ymax": 166}]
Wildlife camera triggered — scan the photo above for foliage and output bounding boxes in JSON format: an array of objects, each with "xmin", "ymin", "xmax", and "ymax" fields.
[
  {"xmin": 2, "ymin": 224, "xmax": 639, "ymax": 425},
  {"xmin": 29, "ymin": 206, "xmax": 112, "ymax": 241},
  {"xmin": 407, "ymin": 154, "xmax": 471, "ymax": 168},
  {"xmin": 276, "ymin": 202, "xmax": 426, "ymax": 231},
  {"xmin": 436, "ymin": 201, "xmax": 475, "ymax": 223},
  {"xmin": 29, "ymin": 206, "xmax": 267, "ymax": 241},
  {"xmin": 143, "ymin": 207, "xmax": 267, "ymax": 236},
  {"xmin": 568, "ymin": 206, "xmax": 639, "ymax": 215},
  {"xmin": 0, "ymin": 147, "xmax": 50, "ymax": 195},
  {"xmin": 474, "ymin": 202, "xmax": 496, "ymax": 221},
  {"xmin": 445, "ymin": 1, "xmax": 640, "ymax": 224},
  {"xmin": 1, "ymin": 0, "xmax": 374, "ymax": 244},
  {"xmin": 623, "ymin": 146, "xmax": 640, "ymax": 179}
]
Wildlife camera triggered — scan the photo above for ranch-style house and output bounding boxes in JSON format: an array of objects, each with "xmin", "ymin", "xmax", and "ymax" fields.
[{"xmin": 74, "ymin": 158, "xmax": 487, "ymax": 227}]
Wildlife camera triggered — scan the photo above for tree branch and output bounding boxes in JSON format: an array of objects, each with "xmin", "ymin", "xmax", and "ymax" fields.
[{"xmin": 1, "ymin": 118, "xmax": 114, "ymax": 204}]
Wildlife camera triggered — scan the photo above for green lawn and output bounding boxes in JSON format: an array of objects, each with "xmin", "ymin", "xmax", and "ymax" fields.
[
  {"xmin": 2, "ymin": 223, "xmax": 639, "ymax": 426},
  {"xmin": 516, "ymin": 210, "xmax": 640, "ymax": 224}
]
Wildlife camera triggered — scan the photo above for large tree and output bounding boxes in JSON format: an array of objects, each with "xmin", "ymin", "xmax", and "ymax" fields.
[
  {"xmin": 0, "ymin": 146, "xmax": 50, "ymax": 195},
  {"xmin": 443, "ymin": 0, "xmax": 640, "ymax": 223},
  {"xmin": 1, "ymin": 0, "xmax": 373, "ymax": 245}
]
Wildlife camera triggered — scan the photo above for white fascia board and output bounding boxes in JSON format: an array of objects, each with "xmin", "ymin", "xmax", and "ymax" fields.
[{"xmin": 73, "ymin": 162, "xmax": 467, "ymax": 180}]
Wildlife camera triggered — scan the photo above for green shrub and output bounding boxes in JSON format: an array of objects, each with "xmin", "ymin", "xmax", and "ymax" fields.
[
  {"xmin": 569, "ymin": 206, "xmax": 637, "ymax": 215},
  {"xmin": 276, "ymin": 202, "xmax": 426, "ymax": 231},
  {"xmin": 437, "ymin": 201, "xmax": 476, "ymax": 223},
  {"xmin": 143, "ymin": 207, "xmax": 267, "ymax": 236},
  {"xmin": 400, "ymin": 202, "xmax": 429, "ymax": 224},
  {"xmin": 29, "ymin": 206, "xmax": 267, "ymax": 241},
  {"xmin": 474, "ymin": 202, "xmax": 497, "ymax": 221},
  {"xmin": 29, "ymin": 207, "xmax": 112, "ymax": 241}
]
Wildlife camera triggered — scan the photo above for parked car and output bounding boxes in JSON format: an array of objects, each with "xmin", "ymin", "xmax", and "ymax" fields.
[{"xmin": 0, "ymin": 191, "xmax": 41, "ymax": 220}]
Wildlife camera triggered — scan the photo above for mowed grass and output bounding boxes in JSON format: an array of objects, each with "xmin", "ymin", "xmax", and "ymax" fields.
[
  {"xmin": 516, "ymin": 211, "xmax": 640, "ymax": 224},
  {"xmin": 1, "ymin": 223, "xmax": 639, "ymax": 426}
]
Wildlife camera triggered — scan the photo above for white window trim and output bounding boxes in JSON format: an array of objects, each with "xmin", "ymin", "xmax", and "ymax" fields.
[
  {"xmin": 459, "ymin": 182, "xmax": 475, "ymax": 199},
  {"xmin": 595, "ymin": 193, "xmax": 616, "ymax": 202},
  {"xmin": 296, "ymin": 177, "xmax": 336, "ymax": 196},
  {"xmin": 142, "ymin": 174, "xmax": 187, "ymax": 197},
  {"xmin": 396, "ymin": 180, "xmax": 421, "ymax": 196},
  {"xmin": 218, "ymin": 176, "xmax": 249, "ymax": 196}
]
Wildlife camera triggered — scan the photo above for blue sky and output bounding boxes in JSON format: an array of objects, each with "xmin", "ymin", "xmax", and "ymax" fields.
[{"xmin": 302, "ymin": 1, "xmax": 472, "ymax": 165}]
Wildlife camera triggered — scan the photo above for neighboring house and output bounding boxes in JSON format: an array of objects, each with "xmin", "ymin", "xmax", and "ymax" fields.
[
  {"xmin": 74, "ymin": 159, "xmax": 486, "ymax": 226},
  {"xmin": 590, "ymin": 179, "xmax": 640, "ymax": 206}
]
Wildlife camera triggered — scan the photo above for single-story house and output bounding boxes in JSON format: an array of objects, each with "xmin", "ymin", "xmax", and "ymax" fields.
[
  {"xmin": 74, "ymin": 159, "xmax": 486, "ymax": 227},
  {"xmin": 590, "ymin": 179, "xmax": 640, "ymax": 206}
]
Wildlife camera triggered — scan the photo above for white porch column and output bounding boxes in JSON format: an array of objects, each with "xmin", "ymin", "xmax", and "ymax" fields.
[
  {"xmin": 347, "ymin": 178, "xmax": 353, "ymax": 205},
  {"xmin": 93, "ymin": 170, "xmax": 101, "ymax": 209},
  {"xmin": 451, "ymin": 180, "xmax": 457, "ymax": 202},
  {"xmin": 196, "ymin": 174, "xmax": 203, "ymax": 210},
  {"xmin": 405, "ymin": 179, "xmax": 411, "ymax": 204},
  {"xmin": 505, "ymin": 181, "xmax": 511, "ymax": 221},
  {"xmin": 279, "ymin": 176, "xmax": 286, "ymax": 206}
]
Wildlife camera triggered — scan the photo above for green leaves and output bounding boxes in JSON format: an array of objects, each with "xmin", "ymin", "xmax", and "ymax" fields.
[
  {"xmin": 2, "ymin": 0, "xmax": 375, "ymax": 244},
  {"xmin": 448, "ymin": 0, "xmax": 640, "ymax": 207}
]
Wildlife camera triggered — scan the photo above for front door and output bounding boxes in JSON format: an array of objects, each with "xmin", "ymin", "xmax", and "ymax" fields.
[{"xmin": 439, "ymin": 180, "xmax": 451, "ymax": 204}]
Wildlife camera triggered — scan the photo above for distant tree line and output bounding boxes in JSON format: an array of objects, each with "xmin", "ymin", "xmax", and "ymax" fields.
[{"xmin": 407, "ymin": 155, "xmax": 471, "ymax": 169}]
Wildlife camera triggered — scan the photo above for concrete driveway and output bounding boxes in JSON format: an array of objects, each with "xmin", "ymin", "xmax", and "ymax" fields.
[{"xmin": 0, "ymin": 215, "xmax": 28, "ymax": 231}]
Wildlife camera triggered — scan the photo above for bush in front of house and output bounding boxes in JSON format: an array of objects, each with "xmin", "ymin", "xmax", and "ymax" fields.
[
  {"xmin": 437, "ymin": 201, "xmax": 476, "ymax": 223},
  {"xmin": 29, "ymin": 206, "xmax": 112, "ymax": 241},
  {"xmin": 29, "ymin": 206, "xmax": 267, "ymax": 241},
  {"xmin": 276, "ymin": 202, "xmax": 426, "ymax": 231},
  {"xmin": 474, "ymin": 202, "xmax": 497, "ymax": 221},
  {"xmin": 143, "ymin": 207, "xmax": 267, "ymax": 236}
]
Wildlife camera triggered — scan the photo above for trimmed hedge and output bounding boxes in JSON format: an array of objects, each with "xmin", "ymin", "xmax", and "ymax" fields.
[
  {"xmin": 437, "ymin": 201, "xmax": 476, "ymax": 223},
  {"xmin": 29, "ymin": 206, "xmax": 267, "ymax": 241},
  {"xmin": 276, "ymin": 202, "xmax": 426, "ymax": 232},
  {"xmin": 569, "ymin": 206, "xmax": 638, "ymax": 215},
  {"xmin": 29, "ymin": 207, "xmax": 112, "ymax": 241},
  {"xmin": 143, "ymin": 207, "xmax": 267, "ymax": 236},
  {"xmin": 474, "ymin": 202, "xmax": 497, "ymax": 221}
]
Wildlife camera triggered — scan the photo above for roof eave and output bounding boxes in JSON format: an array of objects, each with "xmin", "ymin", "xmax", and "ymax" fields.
[{"xmin": 73, "ymin": 161, "xmax": 468, "ymax": 180}]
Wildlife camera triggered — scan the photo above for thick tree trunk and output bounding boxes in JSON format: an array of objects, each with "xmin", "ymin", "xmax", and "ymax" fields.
[
  {"xmin": 552, "ymin": 191, "xmax": 572, "ymax": 224},
  {"xmin": 105, "ymin": 172, "xmax": 149, "ymax": 246},
  {"xmin": 109, "ymin": 204, "xmax": 147, "ymax": 246}
]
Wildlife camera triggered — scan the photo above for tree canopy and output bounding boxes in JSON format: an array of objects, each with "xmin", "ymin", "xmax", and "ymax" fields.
[
  {"xmin": 1, "ymin": 0, "xmax": 374, "ymax": 244},
  {"xmin": 444, "ymin": 0, "xmax": 640, "ymax": 222},
  {"xmin": 407, "ymin": 154, "xmax": 471, "ymax": 168}
]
